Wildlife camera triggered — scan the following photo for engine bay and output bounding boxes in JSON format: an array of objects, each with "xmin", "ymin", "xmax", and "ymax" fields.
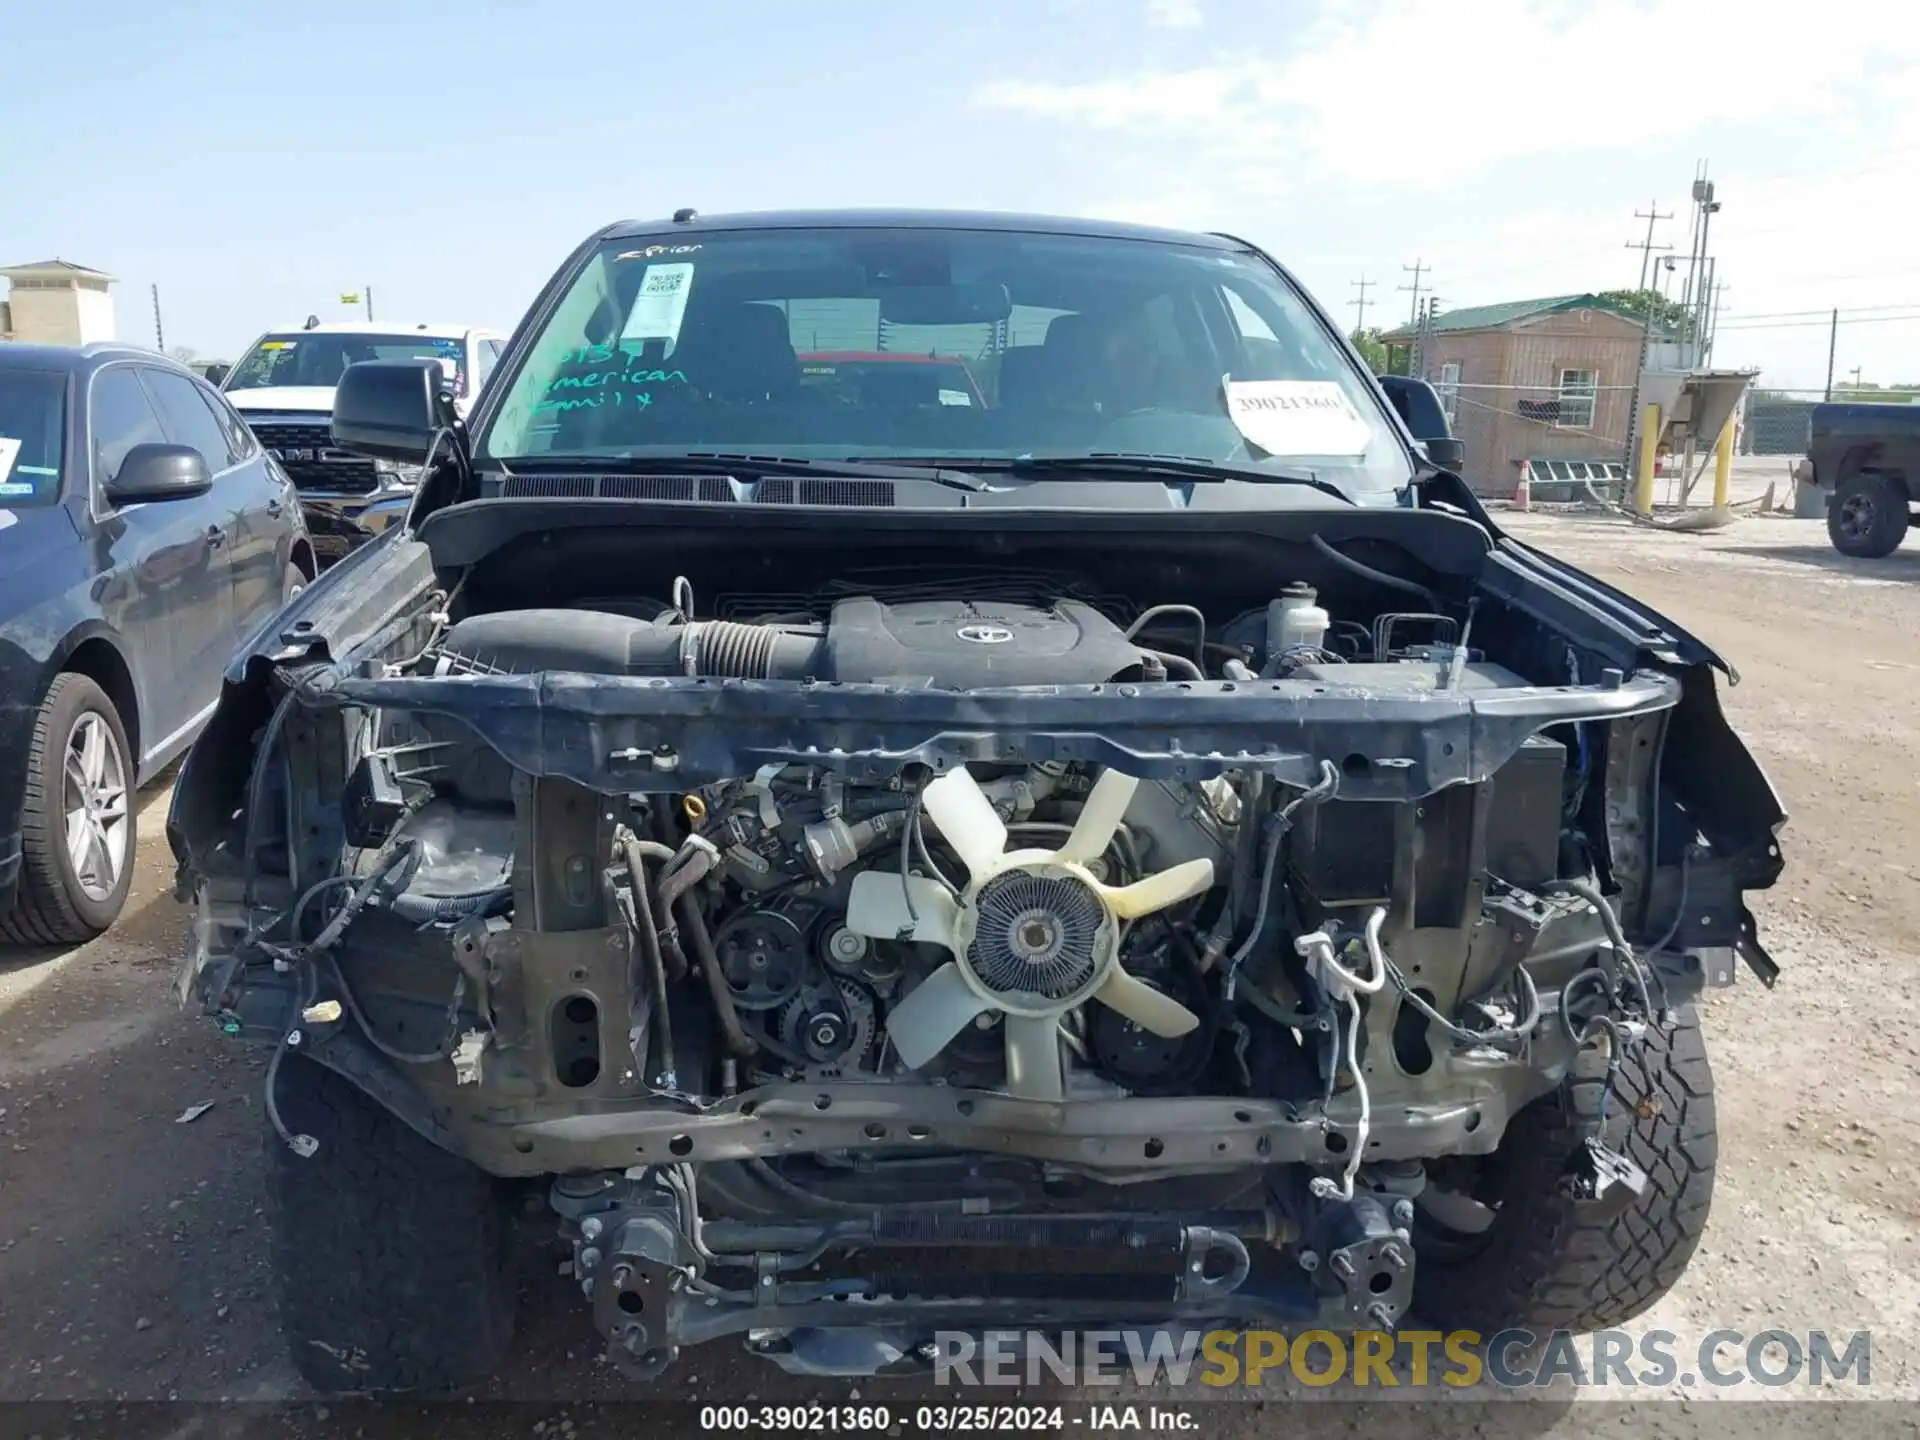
[{"xmin": 171, "ymin": 508, "xmax": 1783, "ymax": 1376}]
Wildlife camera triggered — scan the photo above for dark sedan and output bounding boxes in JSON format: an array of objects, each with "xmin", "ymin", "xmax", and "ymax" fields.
[{"xmin": 0, "ymin": 344, "xmax": 315, "ymax": 943}]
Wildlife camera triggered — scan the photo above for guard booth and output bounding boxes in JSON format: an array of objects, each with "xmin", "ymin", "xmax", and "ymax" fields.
[{"xmin": 1631, "ymin": 367, "xmax": 1758, "ymax": 512}]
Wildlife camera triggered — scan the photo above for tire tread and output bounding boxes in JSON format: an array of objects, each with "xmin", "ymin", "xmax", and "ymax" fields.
[{"xmin": 1414, "ymin": 1006, "xmax": 1717, "ymax": 1334}]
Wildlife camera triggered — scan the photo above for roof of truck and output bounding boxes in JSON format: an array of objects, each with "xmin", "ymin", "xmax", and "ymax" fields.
[{"xmin": 599, "ymin": 209, "xmax": 1247, "ymax": 250}]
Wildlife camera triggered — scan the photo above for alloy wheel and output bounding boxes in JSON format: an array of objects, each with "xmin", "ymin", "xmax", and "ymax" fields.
[{"xmin": 63, "ymin": 711, "xmax": 130, "ymax": 902}]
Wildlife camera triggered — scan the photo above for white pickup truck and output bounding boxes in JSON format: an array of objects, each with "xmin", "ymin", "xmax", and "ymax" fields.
[{"xmin": 221, "ymin": 320, "xmax": 505, "ymax": 565}]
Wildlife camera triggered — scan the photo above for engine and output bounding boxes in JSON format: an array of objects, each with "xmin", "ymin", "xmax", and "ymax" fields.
[
  {"xmin": 356, "ymin": 578, "xmax": 1567, "ymax": 1118},
  {"xmin": 437, "ymin": 595, "xmax": 1169, "ymax": 687},
  {"xmin": 684, "ymin": 758, "xmax": 1239, "ymax": 1098}
]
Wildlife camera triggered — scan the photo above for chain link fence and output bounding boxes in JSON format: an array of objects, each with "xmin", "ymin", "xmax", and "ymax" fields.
[{"xmin": 1740, "ymin": 389, "xmax": 1821, "ymax": 456}]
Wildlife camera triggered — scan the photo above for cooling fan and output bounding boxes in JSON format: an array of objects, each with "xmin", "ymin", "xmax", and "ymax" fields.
[{"xmin": 844, "ymin": 767, "xmax": 1213, "ymax": 1101}]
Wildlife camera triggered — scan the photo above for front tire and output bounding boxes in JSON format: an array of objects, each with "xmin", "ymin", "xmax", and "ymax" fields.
[
  {"xmin": 0, "ymin": 673, "xmax": 135, "ymax": 946},
  {"xmin": 1412, "ymin": 1005, "xmax": 1717, "ymax": 1334},
  {"xmin": 266, "ymin": 1055, "xmax": 516, "ymax": 1393},
  {"xmin": 1827, "ymin": 471, "xmax": 1910, "ymax": 558}
]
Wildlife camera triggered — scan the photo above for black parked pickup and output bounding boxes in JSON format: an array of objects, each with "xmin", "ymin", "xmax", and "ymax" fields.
[
  {"xmin": 0, "ymin": 344, "xmax": 315, "ymax": 944},
  {"xmin": 1798, "ymin": 401, "xmax": 1920, "ymax": 557}
]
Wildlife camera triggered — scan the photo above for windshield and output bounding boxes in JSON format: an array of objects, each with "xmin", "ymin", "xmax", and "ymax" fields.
[
  {"xmin": 226, "ymin": 333, "xmax": 466, "ymax": 393},
  {"xmin": 0, "ymin": 370, "xmax": 67, "ymax": 507},
  {"xmin": 478, "ymin": 227, "xmax": 1412, "ymax": 494}
]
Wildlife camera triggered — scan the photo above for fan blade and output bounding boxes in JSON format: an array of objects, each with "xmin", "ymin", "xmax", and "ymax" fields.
[
  {"xmin": 845, "ymin": 871, "xmax": 959, "ymax": 948},
  {"xmin": 1102, "ymin": 858, "xmax": 1215, "ymax": 919},
  {"xmin": 885, "ymin": 960, "xmax": 991, "ymax": 1069},
  {"xmin": 1095, "ymin": 970, "xmax": 1201, "ymax": 1038},
  {"xmin": 919, "ymin": 767, "xmax": 1009, "ymax": 878},
  {"xmin": 1002, "ymin": 1013, "xmax": 1066, "ymax": 1102},
  {"xmin": 1054, "ymin": 768, "xmax": 1140, "ymax": 866}
]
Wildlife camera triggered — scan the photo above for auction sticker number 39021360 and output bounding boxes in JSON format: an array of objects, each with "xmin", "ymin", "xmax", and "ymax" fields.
[{"xmin": 1223, "ymin": 378, "xmax": 1370, "ymax": 458}]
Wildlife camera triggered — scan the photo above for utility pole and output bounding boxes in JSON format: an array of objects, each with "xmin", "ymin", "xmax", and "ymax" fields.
[
  {"xmin": 150, "ymin": 283, "xmax": 165, "ymax": 352},
  {"xmin": 1349, "ymin": 276, "xmax": 1374, "ymax": 334},
  {"xmin": 1849, "ymin": 365, "xmax": 1863, "ymax": 390},
  {"xmin": 1825, "ymin": 308, "xmax": 1839, "ymax": 400},
  {"xmin": 1626, "ymin": 202, "xmax": 1674, "ymax": 294},
  {"xmin": 365, "ymin": 286, "xmax": 375, "ymax": 322},
  {"xmin": 1399, "ymin": 259, "xmax": 1428, "ymax": 327}
]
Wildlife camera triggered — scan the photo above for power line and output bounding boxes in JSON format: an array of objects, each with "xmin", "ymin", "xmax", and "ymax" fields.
[
  {"xmin": 1718, "ymin": 311, "xmax": 1920, "ymax": 332},
  {"xmin": 1721, "ymin": 300, "xmax": 1920, "ymax": 322},
  {"xmin": 1350, "ymin": 276, "xmax": 1373, "ymax": 333},
  {"xmin": 1625, "ymin": 202, "xmax": 1673, "ymax": 293},
  {"xmin": 1399, "ymin": 259, "xmax": 1428, "ymax": 327}
]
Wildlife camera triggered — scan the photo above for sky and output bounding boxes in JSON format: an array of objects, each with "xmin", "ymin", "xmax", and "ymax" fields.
[{"xmin": 5, "ymin": 0, "xmax": 1919, "ymax": 392}]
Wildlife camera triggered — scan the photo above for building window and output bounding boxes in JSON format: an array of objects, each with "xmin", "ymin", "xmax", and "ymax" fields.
[
  {"xmin": 1556, "ymin": 369, "xmax": 1598, "ymax": 429},
  {"xmin": 1437, "ymin": 361, "xmax": 1461, "ymax": 423}
]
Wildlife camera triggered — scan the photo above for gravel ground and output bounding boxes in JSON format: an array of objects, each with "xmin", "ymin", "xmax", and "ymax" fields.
[{"xmin": 2, "ymin": 508, "xmax": 1918, "ymax": 1437}]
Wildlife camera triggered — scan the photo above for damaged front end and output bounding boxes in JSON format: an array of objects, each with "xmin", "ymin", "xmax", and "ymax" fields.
[{"xmin": 169, "ymin": 499, "xmax": 1784, "ymax": 1379}]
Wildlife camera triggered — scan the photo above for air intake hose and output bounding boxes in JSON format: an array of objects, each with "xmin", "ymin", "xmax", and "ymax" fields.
[{"xmin": 438, "ymin": 609, "xmax": 825, "ymax": 679}]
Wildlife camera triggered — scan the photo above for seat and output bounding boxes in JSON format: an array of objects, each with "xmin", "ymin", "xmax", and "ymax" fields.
[{"xmin": 669, "ymin": 303, "xmax": 799, "ymax": 403}]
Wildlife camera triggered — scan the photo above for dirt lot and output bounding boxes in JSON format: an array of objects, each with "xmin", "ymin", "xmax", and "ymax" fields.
[{"xmin": 3, "ymin": 509, "xmax": 1918, "ymax": 1436}]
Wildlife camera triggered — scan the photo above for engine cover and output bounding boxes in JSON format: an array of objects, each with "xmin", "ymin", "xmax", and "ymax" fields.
[{"xmin": 823, "ymin": 598, "xmax": 1142, "ymax": 688}]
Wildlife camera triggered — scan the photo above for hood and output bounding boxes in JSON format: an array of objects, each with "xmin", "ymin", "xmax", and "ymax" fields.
[{"xmin": 224, "ymin": 386, "xmax": 337, "ymax": 415}]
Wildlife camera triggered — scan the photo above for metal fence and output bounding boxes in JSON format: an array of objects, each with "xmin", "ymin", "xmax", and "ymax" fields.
[{"xmin": 1740, "ymin": 389, "xmax": 1821, "ymax": 456}]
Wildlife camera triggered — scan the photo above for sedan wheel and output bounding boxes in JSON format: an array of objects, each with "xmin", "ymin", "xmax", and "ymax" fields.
[
  {"xmin": 62, "ymin": 712, "xmax": 131, "ymax": 903},
  {"xmin": 0, "ymin": 673, "xmax": 138, "ymax": 946}
]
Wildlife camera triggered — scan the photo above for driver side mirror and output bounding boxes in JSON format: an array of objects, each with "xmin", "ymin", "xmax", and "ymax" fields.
[
  {"xmin": 201, "ymin": 362, "xmax": 230, "ymax": 387},
  {"xmin": 106, "ymin": 443, "xmax": 211, "ymax": 504},
  {"xmin": 1375, "ymin": 375, "xmax": 1464, "ymax": 473},
  {"xmin": 332, "ymin": 359, "xmax": 450, "ymax": 464}
]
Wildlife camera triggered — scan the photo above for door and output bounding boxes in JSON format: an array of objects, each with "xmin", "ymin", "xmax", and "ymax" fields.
[
  {"xmin": 163, "ymin": 372, "xmax": 296, "ymax": 637},
  {"xmin": 84, "ymin": 365, "xmax": 230, "ymax": 763},
  {"xmin": 139, "ymin": 368, "xmax": 270, "ymax": 651},
  {"xmin": 207, "ymin": 383, "xmax": 301, "ymax": 634}
]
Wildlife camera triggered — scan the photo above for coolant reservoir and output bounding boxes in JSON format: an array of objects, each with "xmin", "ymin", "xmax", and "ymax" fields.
[{"xmin": 1267, "ymin": 583, "xmax": 1330, "ymax": 655}]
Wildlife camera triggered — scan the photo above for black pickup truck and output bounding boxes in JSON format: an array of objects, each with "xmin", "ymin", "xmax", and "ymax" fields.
[{"xmin": 1800, "ymin": 401, "xmax": 1920, "ymax": 557}]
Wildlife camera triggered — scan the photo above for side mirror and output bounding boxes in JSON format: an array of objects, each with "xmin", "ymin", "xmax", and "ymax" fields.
[
  {"xmin": 1375, "ymin": 375, "xmax": 1463, "ymax": 473},
  {"xmin": 201, "ymin": 362, "xmax": 230, "ymax": 387},
  {"xmin": 332, "ymin": 359, "xmax": 447, "ymax": 464},
  {"xmin": 106, "ymin": 443, "xmax": 211, "ymax": 504}
]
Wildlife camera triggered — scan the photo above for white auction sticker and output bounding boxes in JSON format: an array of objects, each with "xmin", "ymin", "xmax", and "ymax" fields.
[
  {"xmin": 0, "ymin": 436, "xmax": 19, "ymax": 482},
  {"xmin": 621, "ymin": 262, "xmax": 696, "ymax": 347},
  {"xmin": 1224, "ymin": 379, "xmax": 1370, "ymax": 457}
]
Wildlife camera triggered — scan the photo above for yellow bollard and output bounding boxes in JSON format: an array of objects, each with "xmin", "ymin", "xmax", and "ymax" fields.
[
  {"xmin": 1712, "ymin": 412, "xmax": 1734, "ymax": 509},
  {"xmin": 1635, "ymin": 403, "xmax": 1661, "ymax": 516}
]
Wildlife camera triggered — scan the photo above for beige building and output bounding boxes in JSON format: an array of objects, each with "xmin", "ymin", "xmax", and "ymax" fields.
[
  {"xmin": 0, "ymin": 259, "xmax": 117, "ymax": 345},
  {"xmin": 1383, "ymin": 295, "xmax": 1653, "ymax": 498}
]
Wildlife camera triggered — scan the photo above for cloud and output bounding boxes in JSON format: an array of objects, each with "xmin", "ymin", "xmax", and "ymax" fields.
[
  {"xmin": 1145, "ymin": 0, "xmax": 1203, "ymax": 28},
  {"xmin": 975, "ymin": 0, "xmax": 1920, "ymax": 194}
]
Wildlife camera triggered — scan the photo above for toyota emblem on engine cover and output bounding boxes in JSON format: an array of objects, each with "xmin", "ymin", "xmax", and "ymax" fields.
[{"xmin": 956, "ymin": 624, "xmax": 1014, "ymax": 645}]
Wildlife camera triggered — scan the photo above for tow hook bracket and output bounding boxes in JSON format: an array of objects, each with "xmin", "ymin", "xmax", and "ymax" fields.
[
  {"xmin": 1562, "ymin": 1136, "xmax": 1649, "ymax": 1219},
  {"xmin": 1735, "ymin": 907, "xmax": 1780, "ymax": 989}
]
